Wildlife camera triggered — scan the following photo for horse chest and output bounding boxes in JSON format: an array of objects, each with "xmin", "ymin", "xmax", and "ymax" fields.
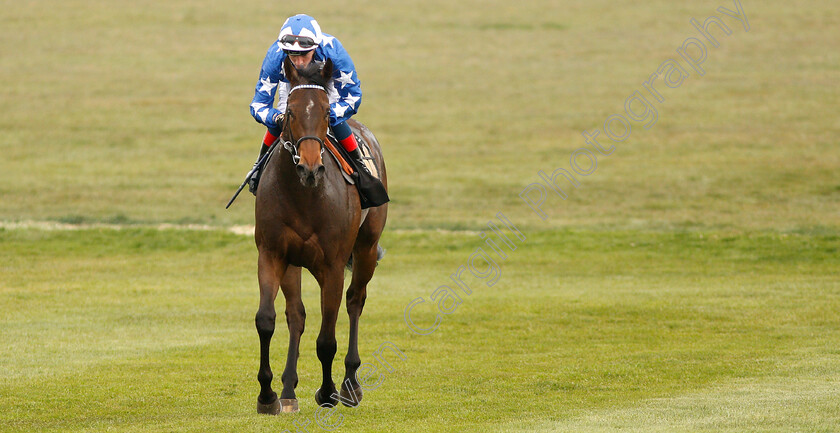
[{"xmin": 280, "ymin": 231, "xmax": 325, "ymax": 268}]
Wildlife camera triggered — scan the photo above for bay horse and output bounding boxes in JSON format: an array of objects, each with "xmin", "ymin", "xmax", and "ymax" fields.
[{"xmin": 253, "ymin": 57, "xmax": 388, "ymax": 414}]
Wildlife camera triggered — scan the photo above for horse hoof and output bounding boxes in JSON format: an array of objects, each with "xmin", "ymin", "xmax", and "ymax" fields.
[
  {"xmin": 256, "ymin": 397, "xmax": 282, "ymax": 415},
  {"xmin": 315, "ymin": 386, "xmax": 339, "ymax": 407},
  {"xmin": 339, "ymin": 384, "xmax": 363, "ymax": 407},
  {"xmin": 280, "ymin": 398, "xmax": 299, "ymax": 413}
]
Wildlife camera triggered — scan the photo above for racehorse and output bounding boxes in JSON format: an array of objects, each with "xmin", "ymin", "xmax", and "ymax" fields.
[{"xmin": 253, "ymin": 57, "xmax": 388, "ymax": 414}]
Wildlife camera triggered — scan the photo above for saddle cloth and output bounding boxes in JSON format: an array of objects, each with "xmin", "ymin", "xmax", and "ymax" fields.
[
  {"xmin": 323, "ymin": 132, "xmax": 381, "ymax": 184},
  {"xmin": 325, "ymin": 131, "xmax": 389, "ymax": 209}
]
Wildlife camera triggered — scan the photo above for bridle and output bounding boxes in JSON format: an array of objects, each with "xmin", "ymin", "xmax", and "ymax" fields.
[{"xmin": 281, "ymin": 84, "xmax": 328, "ymax": 164}]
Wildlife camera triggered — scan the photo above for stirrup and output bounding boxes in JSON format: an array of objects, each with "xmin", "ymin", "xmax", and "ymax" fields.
[{"xmin": 249, "ymin": 144, "xmax": 271, "ymax": 196}]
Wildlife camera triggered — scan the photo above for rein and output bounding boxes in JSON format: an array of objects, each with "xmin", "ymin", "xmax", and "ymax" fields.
[{"xmin": 281, "ymin": 84, "xmax": 328, "ymax": 164}]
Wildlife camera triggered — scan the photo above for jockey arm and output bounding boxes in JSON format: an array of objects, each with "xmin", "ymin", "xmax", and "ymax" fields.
[
  {"xmin": 249, "ymin": 44, "xmax": 286, "ymax": 130},
  {"xmin": 322, "ymin": 37, "xmax": 362, "ymax": 127}
]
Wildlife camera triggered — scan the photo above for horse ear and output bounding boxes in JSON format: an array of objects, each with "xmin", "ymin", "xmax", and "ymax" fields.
[
  {"xmin": 321, "ymin": 58, "xmax": 333, "ymax": 83},
  {"xmin": 283, "ymin": 56, "xmax": 298, "ymax": 84}
]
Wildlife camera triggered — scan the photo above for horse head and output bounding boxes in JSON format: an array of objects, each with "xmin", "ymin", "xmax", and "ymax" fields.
[{"xmin": 282, "ymin": 57, "xmax": 334, "ymax": 188}]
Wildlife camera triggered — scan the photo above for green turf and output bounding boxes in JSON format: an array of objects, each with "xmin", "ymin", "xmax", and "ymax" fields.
[
  {"xmin": 1, "ymin": 0, "xmax": 839, "ymax": 431},
  {"xmin": 0, "ymin": 228, "xmax": 838, "ymax": 432}
]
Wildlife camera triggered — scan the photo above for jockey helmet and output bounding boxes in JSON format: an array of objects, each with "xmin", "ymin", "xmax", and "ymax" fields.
[{"xmin": 278, "ymin": 14, "xmax": 322, "ymax": 53}]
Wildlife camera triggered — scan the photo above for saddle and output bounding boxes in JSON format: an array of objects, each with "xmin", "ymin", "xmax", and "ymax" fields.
[{"xmin": 323, "ymin": 131, "xmax": 389, "ymax": 209}]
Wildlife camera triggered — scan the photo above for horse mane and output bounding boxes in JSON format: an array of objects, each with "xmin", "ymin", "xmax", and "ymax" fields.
[{"xmin": 296, "ymin": 62, "xmax": 330, "ymax": 88}]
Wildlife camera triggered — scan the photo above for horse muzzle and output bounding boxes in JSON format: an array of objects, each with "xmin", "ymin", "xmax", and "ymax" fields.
[{"xmin": 296, "ymin": 162, "xmax": 325, "ymax": 187}]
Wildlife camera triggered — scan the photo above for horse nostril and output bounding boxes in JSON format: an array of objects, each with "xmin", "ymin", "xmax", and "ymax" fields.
[
  {"xmin": 296, "ymin": 164, "xmax": 306, "ymax": 176},
  {"xmin": 315, "ymin": 164, "xmax": 325, "ymax": 176}
]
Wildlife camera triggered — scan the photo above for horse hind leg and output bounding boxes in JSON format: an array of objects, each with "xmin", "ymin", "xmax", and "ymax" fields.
[
  {"xmin": 345, "ymin": 245, "xmax": 385, "ymax": 270},
  {"xmin": 340, "ymin": 243, "xmax": 380, "ymax": 407}
]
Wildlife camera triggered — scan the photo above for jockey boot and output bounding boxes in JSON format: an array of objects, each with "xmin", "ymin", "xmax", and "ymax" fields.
[
  {"xmin": 248, "ymin": 142, "xmax": 270, "ymax": 195},
  {"xmin": 337, "ymin": 128, "xmax": 371, "ymax": 176},
  {"xmin": 249, "ymin": 129, "xmax": 279, "ymax": 195},
  {"xmin": 349, "ymin": 147, "xmax": 371, "ymax": 176}
]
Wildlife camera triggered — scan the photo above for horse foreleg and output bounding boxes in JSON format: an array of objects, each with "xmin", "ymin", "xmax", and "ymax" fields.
[
  {"xmin": 278, "ymin": 265, "xmax": 304, "ymax": 413},
  {"xmin": 314, "ymin": 266, "xmax": 344, "ymax": 407},
  {"xmin": 255, "ymin": 253, "xmax": 285, "ymax": 414},
  {"xmin": 340, "ymin": 243, "xmax": 378, "ymax": 406}
]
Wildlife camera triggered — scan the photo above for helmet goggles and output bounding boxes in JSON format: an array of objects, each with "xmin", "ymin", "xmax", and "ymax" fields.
[{"xmin": 280, "ymin": 34, "xmax": 317, "ymax": 52}]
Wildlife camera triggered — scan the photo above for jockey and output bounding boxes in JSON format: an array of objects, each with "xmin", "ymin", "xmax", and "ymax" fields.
[{"xmin": 247, "ymin": 14, "xmax": 365, "ymax": 195}]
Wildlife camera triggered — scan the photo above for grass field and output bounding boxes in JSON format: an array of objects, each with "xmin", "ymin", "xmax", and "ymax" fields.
[
  {"xmin": 1, "ymin": 0, "xmax": 838, "ymax": 432},
  {"xmin": 1, "ymin": 228, "xmax": 838, "ymax": 432}
]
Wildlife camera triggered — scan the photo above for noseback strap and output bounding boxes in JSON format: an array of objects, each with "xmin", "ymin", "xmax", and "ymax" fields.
[
  {"xmin": 283, "ymin": 135, "xmax": 325, "ymax": 164},
  {"xmin": 295, "ymin": 135, "xmax": 325, "ymax": 148}
]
